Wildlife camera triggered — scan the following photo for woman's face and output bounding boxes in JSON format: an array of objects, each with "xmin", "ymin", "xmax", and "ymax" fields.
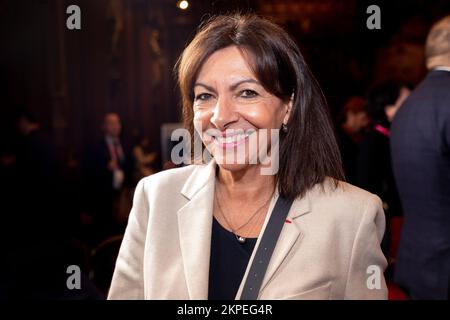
[{"xmin": 193, "ymin": 45, "xmax": 291, "ymax": 172}]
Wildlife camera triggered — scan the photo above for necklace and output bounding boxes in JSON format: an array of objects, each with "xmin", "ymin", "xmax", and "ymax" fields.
[{"xmin": 214, "ymin": 182, "xmax": 274, "ymax": 244}]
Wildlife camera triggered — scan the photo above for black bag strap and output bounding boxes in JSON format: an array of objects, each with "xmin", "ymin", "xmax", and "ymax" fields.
[{"xmin": 240, "ymin": 196, "xmax": 294, "ymax": 300}]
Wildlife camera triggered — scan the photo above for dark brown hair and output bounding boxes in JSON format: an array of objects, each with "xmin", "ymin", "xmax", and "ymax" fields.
[{"xmin": 175, "ymin": 13, "xmax": 344, "ymax": 200}]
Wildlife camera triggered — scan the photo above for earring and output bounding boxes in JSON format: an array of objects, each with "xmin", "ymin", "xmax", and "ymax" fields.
[{"xmin": 282, "ymin": 123, "xmax": 288, "ymax": 132}]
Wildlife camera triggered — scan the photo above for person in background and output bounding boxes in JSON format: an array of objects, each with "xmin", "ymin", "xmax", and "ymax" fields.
[
  {"xmin": 15, "ymin": 112, "xmax": 57, "ymax": 185},
  {"xmin": 14, "ymin": 111, "xmax": 61, "ymax": 235},
  {"xmin": 132, "ymin": 136, "xmax": 157, "ymax": 182},
  {"xmin": 356, "ymin": 81, "xmax": 411, "ymax": 258},
  {"xmin": 0, "ymin": 111, "xmax": 103, "ymax": 300},
  {"xmin": 335, "ymin": 97, "xmax": 369, "ymax": 184},
  {"xmin": 83, "ymin": 112, "xmax": 132, "ymax": 241},
  {"xmin": 390, "ymin": 16, "xmax": 450, "ymax": 299}
]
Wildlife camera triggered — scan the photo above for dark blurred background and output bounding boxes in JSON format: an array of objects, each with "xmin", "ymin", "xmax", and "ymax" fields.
[{"xmin": 0, "ymin": 0, "xmax": 449, "ymax": 300}]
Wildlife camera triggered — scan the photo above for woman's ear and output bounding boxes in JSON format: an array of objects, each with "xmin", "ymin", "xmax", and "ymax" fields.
[{"xmin": 283, "ymin": 93, "xmax": 294, "ymax": 125}]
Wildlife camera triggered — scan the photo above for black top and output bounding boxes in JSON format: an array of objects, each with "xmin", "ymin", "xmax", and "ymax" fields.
[{"xmin": 208, "ymin": 217, "xmax": 257, "ymax": 300}]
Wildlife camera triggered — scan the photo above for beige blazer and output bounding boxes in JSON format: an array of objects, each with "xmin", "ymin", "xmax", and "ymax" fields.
[{"xmin": 108, "ymin": 160, "xmax": 388, "ymax": 300}]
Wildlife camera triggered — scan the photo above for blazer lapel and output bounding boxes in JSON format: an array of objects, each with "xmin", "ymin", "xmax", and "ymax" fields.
[
  {"xmin": 177, "ymin": 160, "xmax": 216, "ymax": 299},
  {"xmin": 235, "ymin": 190, "xmax": 312, "ymax": 299}
]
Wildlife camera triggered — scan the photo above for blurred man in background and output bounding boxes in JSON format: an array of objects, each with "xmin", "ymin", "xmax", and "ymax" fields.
[
  {"xmin": 83, "ymin": 113, "xmax": 132, "ymax": 242},
  {"xmin": 391, "ymin": 16, "xmax": 450, "ymax": 299}
]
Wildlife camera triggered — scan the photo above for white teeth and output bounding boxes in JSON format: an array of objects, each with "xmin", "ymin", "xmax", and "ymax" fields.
[{"xmin": 215, "ymin": 133, "xmax": 250, "ymax": 144}]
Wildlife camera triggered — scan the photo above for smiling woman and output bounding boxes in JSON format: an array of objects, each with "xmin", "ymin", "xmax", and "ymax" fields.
[
  {"xmin": 176, "ymin": 14, "xmax": 345, "ymax": 200},
  {"xmin": 108, "ymin": 13, "xmax": 388, "ymax": 300},
  {"xmin": 191, "ymin": 46, "xmax": 290, "ymax": 175}
]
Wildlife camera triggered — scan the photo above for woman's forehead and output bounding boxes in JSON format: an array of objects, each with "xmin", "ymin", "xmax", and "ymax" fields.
[{"xmin": 196, "ymin": 46, "xmax": 257, "ymax": 84}]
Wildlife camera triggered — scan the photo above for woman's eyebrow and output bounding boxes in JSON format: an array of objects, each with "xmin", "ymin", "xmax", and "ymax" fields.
[
  {"xmin": 194, "ymin": 79, "xmax": 260, "ymax": 93},
  {"xmin": 229, "ymin": 79, "xmax": 260, "ymax": 91},
  {"xmin": 193, "ymin": 83, "xmax": 216, "ymax": 93}
]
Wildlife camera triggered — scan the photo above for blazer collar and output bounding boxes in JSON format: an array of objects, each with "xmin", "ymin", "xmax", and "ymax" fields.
[
  {"xmin": 180, "ymin": 160, "xmax": 216, "ymax": 200},
  {"xmin": 180, "ymin": 159, "xmax": 313, "ymax": 218},
  {"xmin": 177, "ymin": 159, "xmax": 315, "ymax": 300},
  {"xmin": 177, "ymin": 160, "xmax": 216, "ymax": 299}
]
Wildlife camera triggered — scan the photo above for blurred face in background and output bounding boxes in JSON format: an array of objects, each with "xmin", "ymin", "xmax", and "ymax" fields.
[
  {"xmin": 103, "ymin": 113, "xmax": 122, "ymax": 138},
  {"xmin": 17, "ymin": 116, "xmax": 39, "ymax": 136},
  {"xmin": 385, "ymin": 86, "xmax": 411, "ymax": 122},
  {"xmin": 345, "ymin": 110, "xmax": 369, "ymax": 134},
  {"xmin": 17, "ymin": 117, "xmax": 31, "ymax": 136},
  {"xmin": 192, "ymin": 45, "xmax": 291, "ymax": 172}
]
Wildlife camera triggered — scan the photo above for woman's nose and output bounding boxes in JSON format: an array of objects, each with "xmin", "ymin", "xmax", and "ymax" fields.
[{"xmin": 210, "ymin": 96, "xmax": 239, "ymax": 130}]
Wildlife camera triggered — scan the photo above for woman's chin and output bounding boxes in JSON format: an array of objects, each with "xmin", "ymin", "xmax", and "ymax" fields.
[{"xmin": 214, "ymin": 159, "xmax": 253, "ymax": 173}]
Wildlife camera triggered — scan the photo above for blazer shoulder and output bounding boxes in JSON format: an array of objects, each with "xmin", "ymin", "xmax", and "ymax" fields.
[
  {"xmin": 306, "ymin": 180, "xmax": 385, "ymax": 247},
  {"xmin": 338, "ymin": 180, "xmax": 381, "ymax": 201},
  {"xmin": 319, "ymin": 177, "xmax": 381, "ymax": 201},
  {"xmin": 338, "ymin": 180, "xmax": 382, "ymax": 210},
  {"xmin": 138, "ymin": 164, "xmax": 204, "ymax": 193},
  {"xmin": 313, "ymin": 178, "xmax": 383, "ymax": 220}
]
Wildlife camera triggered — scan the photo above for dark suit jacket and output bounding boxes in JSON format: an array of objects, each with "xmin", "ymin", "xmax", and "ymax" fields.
[
  {"xmin": 390, "ymin": 70, "xmax": 450, "ymax": 299},
  {"xmin": 82, "ymin": 137, "xmax": 133, "ymax": 215}
]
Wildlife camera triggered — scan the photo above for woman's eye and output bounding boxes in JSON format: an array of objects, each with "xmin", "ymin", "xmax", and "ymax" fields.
[
  {"xmin": 194, "ymin": 93, "xmax": 212, "ymax": 101},
  {"xmin": 240, "ymin": 89, "xmax": 258, "ymax": 98}
]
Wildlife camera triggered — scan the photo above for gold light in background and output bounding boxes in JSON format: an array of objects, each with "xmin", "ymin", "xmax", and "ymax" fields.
[{"xmin": 177, "ymin": 0, "xmax": 189, "ymax": 10}]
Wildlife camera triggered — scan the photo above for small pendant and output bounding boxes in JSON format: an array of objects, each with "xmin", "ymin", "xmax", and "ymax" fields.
[{"xmin": 236, "ymin": 235, "xmax": 246, "ymax": 244}]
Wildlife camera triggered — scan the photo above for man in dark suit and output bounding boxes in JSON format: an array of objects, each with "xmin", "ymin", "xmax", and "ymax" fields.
[
  {"xmin": 83, "ymin": 113, "xmax": 132, "ymax": 241},
  {"xmin": 390, "ymin": 16, "xmax": 450, "ymax": 299}
]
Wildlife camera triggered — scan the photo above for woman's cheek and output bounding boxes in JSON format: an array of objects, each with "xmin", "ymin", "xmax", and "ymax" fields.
[
  {"xmin": 238, "ymin": 104, "xmax": 276, "ymax": 129},
  {"xmin": 193, "ymin": 110, "xmax": 213, "ymax": 146},
  {"xmin": 193, "ymin": 110, "xmax": 207, "ymax": 129}
]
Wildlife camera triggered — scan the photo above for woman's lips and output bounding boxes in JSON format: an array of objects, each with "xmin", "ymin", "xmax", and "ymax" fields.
[{"xmin": 210, "ymin": 131, "xmax": 254, "ymax": 149}]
